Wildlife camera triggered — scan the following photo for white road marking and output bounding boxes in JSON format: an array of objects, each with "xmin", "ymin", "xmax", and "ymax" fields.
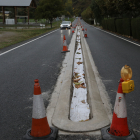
[
  {"xmin": 0, "ymin": 29, "xmax": 59, "ymax": 56},
  {"xmin": 95, "ymin": 27, "xmax": 140, "ymax": 47},
  {"xmin": 82, "ymin": 20, "xmax": 140, "ymax": 47}
]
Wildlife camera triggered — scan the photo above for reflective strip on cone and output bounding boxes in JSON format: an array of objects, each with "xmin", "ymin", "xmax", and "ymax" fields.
[
  {"xmin": 114, "ymin": 93, "xmax": 127, "ymax": 118},
  {"xmin": 32, "ymin": 95, "xmax": 46, "ymax": 119},
  {"xmin": 63, "ymin": 40, "xmax": 67, "ymax": 47}
]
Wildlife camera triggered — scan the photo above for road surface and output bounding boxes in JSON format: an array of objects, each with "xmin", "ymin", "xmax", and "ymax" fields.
[
  {"xmin": 0, "ymin": 26, "xmax": 73, "ymax": 140},
  {"xmin": 81, "ymin": 19, "xmax": 140, "ymax": 139},
  {"xmin": 1, "ymin": 18, "xmax": 140, "ymax": 140}
]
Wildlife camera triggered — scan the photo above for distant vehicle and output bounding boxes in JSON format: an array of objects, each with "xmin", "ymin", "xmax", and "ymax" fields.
[
  {"xmin": 68, "ymin": 21, "xmax": 72, "ymax": 27},
  {"xmin": 60, "ymin": 21, "xmax": 71, "ymax": 29}
]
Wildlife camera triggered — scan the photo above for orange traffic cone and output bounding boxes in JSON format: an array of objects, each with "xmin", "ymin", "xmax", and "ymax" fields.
[
  {"xmin": 72, "ymin": 27, "xmax": 75, "ymax": 33},
  {"xmin": 61, "ymin": 35, "xmax": 70, "ymax": 53},
  {"xmin": 84, "ymin": 28, "xmax": 87, "ymax": 38},
  {"xmin": 109, "ymin": 78, "xmax": 129, "ymax": 136},
  {"xmin": 82, "ymin": 26, "xmax": 84, "ymax": 31},
  {"xmin": 23, "ymin": 79, "xmax": 58, "ymax": 140},
  {"xmin": 101, "ymin": 78, "xmax": 137, "ymax": 140}
]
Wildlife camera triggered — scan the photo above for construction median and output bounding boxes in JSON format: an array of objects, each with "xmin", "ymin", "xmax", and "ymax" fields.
[{"xmin": 46, "ymin": 25, "xmax": 112, "ymax": 135}]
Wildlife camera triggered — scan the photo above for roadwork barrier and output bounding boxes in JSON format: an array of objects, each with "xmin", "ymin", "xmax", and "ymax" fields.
[{"xmin": 48, "ymin": 26, "xmax": 111, "ymax": 132}]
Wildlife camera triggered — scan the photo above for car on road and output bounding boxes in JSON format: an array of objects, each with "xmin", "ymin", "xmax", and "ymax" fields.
[{"xmin": 60, "ymin": 21, "xmax": 72, "ymax": 29}]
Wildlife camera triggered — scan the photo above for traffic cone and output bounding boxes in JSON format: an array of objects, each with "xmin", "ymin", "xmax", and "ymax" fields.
[
  {"xmin": 109, "ymin": 78, "xmax": 129, "ymax": 136},
  {"xmin": 101, "ymin": 78, "xmax": 137, "ymax": 140},
  {"xmin": 84, "ymin": 28, "xmax": 87, "ymax": 38},
  {"xmin": 23, "ymin": 79, "xmax": 58, "ymax": 140},
  {"xmin": 72, "ymin": 27, "xmax": 75, "ymax": 33},
  {"xmin": 82, "ymin": 26, "xmax": 84, "ymax": 31},
  {"xmin": 61, "ymin": 35, "xmax": 70, "ymax": 53}
]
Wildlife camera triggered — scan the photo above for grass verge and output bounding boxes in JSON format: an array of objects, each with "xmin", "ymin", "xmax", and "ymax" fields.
[
  {"xmin": 0, "ymin": 26, "xmax": 58, "ymax": 49},
  {"xmin": 0, "ymin": 18, "xmax": 74, "ymax": 49}
]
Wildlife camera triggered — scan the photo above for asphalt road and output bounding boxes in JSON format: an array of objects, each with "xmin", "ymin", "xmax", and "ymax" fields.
[
  {"xmin": 81, "ymin": 19, "xmax": 140, "ymax": 139},
  {"xmin": 1, "ymin": 19, "xmax": 140, "ymax": 140},
  {"xmin": 0, "ymin": 24, "xmax": 73, "ymax": 140}
]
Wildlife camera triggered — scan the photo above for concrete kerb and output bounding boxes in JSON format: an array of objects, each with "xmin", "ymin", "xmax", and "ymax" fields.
[
  {"xmin": 81, "ymin": 30, "xmax": 113, "ymax": 122},
  {"xmin": 46, "ymin": 26, "xmax": 112, "ymax": 134},
  {"xmin": 46, "ymin": 27, "xmax": 78, "ymax": 127}
]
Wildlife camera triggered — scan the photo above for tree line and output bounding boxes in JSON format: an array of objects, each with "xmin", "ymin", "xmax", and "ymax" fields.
[{"xmin": 81, "ymin": 0, "xmax": 140, "ymax": 24}]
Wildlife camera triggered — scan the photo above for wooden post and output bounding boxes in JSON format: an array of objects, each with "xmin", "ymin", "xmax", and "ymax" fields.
[
  {"xmin": 28, "ymin": 7, "xmax": 29, "ymax": 24},
  {"xmin": 2, "ymin": 6, "xmax": 5, "ymax": 24},
  {"xmin": 15, "ymin": 7, "xmax": 17, "ymax": 24}
]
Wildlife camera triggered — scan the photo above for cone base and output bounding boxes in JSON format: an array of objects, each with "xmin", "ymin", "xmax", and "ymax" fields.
[
  {"xmin": 31, "ymin": 117, "xmax": 51, "ymax": 137},
  {"xmin": 109, "ymin": 113, "xmax": 129, "ymax": 136},
  {"xmin": 61, "ymin": 50, "xmax": 70, "ymax": 53},
  {"xmin": 84, "ymin": 34, "xmax": 87, "ymax": 38},
  {"xmin": 101, "ymin": 126, "xmax": 137, "ymax": 140},
  {"xmin": 23, "ymin": 127, "xmax": 58, "ymax": 140}
]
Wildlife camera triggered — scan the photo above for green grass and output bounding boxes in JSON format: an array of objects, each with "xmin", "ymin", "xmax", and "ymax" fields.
[
  {"xmin": 0, "ymin": 24, "xmax": 59, "ymax": 49},
  {"xmin": 0, "ymin": 18, "xmax": 74, "ymax": 49},
  {"xmin": 0, "ymin": 27, "xmax": 59, "ymax": 49}
]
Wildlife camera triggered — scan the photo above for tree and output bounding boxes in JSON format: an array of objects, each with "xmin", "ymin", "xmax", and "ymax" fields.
[
  {"xmin": 35, "ymin": 0, "xmax": 64, "ymax": 28},
  {"xmin": 90, "ymin": 0, "xmax": 102, "ymax": 24},
  {"xmin": 81, "ymin": 6, "xmax": 94, "ymax": 19},
  {"xmin": 65, "ymin": 0, "xmax": 73, "ymax": 17}
]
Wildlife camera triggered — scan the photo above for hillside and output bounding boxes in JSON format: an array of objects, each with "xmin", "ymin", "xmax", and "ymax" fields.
[
  {"xmin": 72, "ymin": 0, "xmax": 91, "ymax": 16},
  {"xmin": 35, "ymin": 0, "xmax": 90, "ymax": 16}
]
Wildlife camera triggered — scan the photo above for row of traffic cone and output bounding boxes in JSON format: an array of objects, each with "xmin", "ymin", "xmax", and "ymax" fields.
[
  {"xmin": 62, "ymin": 23, "xmax": 87, "ymax": 53},
  {"xmin": 23, "ymin": 74, "xmax": 137, "ymax": 139},
  {"xmin": 23, "ymin": 18, "xmax": 136, "ymax": 139}
]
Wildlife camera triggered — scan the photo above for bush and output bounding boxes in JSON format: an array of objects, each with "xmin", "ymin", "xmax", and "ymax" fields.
[
  {"xmin": 102, "ymin": 19, "xmax": 108, "ymax": 30},
  {"xmin": 83, "ymin": 19, "xmax": 94, "ymax": 25},
  {"xmin": 131, "ymin": 18, "xmax": 140, "ymax": 40},
  {"xmin": 136, "ymin": 18, "xmax": 140, "ymax": 40},
  {"xmin": 107, "ymin": 18, "xmax": 116, "ymax": 32},
  {"xmin": 131, "ymin": 18, "xmax": 137, "ymax": 39},
  {"xmin": 116, "ymin": 19, "xmax": 123, "ymax": 34},
  {"xmin": 96, "ymin": 17, "xmax": 140, "ymax": 40},
  {"xmin": 122, "ymin": 18, "xmax": 131, "ymax": 36}
]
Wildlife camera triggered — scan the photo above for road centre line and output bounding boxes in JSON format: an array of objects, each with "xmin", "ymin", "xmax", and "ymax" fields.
[
  {"xmin": 82, "ymin": 20, "xmax": 140, "ymax": 47},
  {"xmin": 0, "ymin": 29, "xmax": 59, "ymax": 57}
]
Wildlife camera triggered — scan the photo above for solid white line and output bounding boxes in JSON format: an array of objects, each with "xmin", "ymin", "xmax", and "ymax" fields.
[
  {"xmin": 96, "ymin": 28, "xmax": 140, "ymax": 47},
  {"xmin": 0, "ymin": 29, "xmax": 59, "ymax": 56},
  {"xmin": 82, "ymin": 20, "xmax": 140, "ymax": 47}
]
